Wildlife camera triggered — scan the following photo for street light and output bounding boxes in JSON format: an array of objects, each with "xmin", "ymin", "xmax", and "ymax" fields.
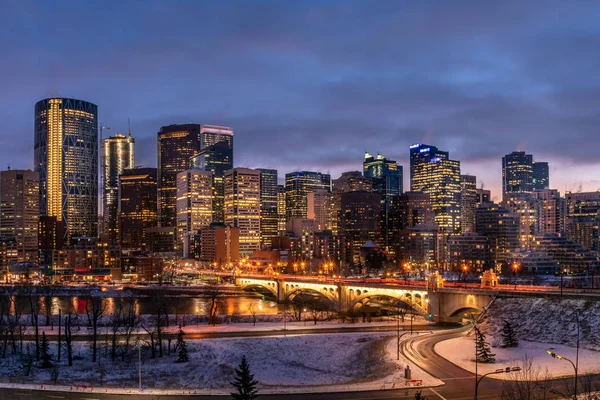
[
  {"xmin": 474, "ymin": 366, "xmax": 521, "ymax": 399},
  {"xmin": 512, "ymin": 263, "xmax": 519, "ymax": 290},
  {"xmin": 546, "ymin": 312, "xmax": 580, "ymax": 400}
]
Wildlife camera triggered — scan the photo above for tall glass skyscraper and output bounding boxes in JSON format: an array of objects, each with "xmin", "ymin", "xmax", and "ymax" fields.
[
  {"xmin": 103, "ymin": 133, "xmax": 135, "ymax": 242},
  {"xmin": 502, "ymin": 151, "xmax": 533, "ymax": 200},
  {"xmin": 533, "ymin": 161, "xmax": 549, "ymax": 190},
  {"xmin": 285, "ymin": 171, "xmax": 331, "ymax": 221},
  {"xmin": 157, "ymin": 124, "xmax": 201, "ymax": 227},
  {"xmin": 410, "ymin": 144, "xmax": 462, "ymax": 235},
  {"xmin": 34, "ymin": 98, "xmax": 98, "ymax": 240},
  {"xmin": 257, "ymin": 169, "xmax": 279, "ymax": 247}
]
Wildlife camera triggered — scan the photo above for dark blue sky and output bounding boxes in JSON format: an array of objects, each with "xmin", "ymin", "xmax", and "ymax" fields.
[{"xmin": 2, "ymin": 1, "xmax": 600, "ymax": 199}]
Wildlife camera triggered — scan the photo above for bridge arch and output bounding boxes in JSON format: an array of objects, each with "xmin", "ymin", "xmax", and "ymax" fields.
[
  {"xmin": 283, "ymin": 282, "xmax": 339, "ymax": 305},
  {"xmin": 346, "ymin": 288, "xmax": 429, "ymax": 314},
  {"xmin": 238, "ymin": 279, "xmax": 278, "ymax": 297}
]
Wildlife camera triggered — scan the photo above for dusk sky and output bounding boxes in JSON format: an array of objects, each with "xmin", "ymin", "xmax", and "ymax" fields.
[{"xmin": 2, "ymin": 1, "xmax": 600, "ymax": 200}]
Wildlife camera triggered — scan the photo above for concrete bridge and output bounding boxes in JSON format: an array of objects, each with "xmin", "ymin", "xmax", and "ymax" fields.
[
  {"xmin": 235, "ymin": 270, "xmax": 600, "ymax": 322},
  {"xmin": 236, "ymin": 273, "xmax": 488, "ymax": 322}
]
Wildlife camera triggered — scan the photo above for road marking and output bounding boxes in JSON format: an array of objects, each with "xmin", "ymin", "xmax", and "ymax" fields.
[{"xmin": 429, "ymin": 388, "xmax": 448, "ymax": 400}]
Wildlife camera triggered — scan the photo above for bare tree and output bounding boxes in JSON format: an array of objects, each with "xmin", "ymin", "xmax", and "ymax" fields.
[
  {"xmin": 64, "ymin": 313, "xmax": 74, "ymax": 366},
  {"xmin": 205, "ymin": 285, "xmax": 223, "ymax": 326},
  {"xmin": 85, "ymin": 295, "xmax": 106, "ymax": 362},
  {"xmin": 501, "ymin": 356, "xmax": 552, "ymax": 400},
  {"xmin": 120, "ymin": 300, "xmax": 138, "ymax": 362},
  {"xmin": 110, "ymin": 301, "xmax": 124, "ymax": 362},
  {"xmin": 248, "ymin": 304, "xmax": 257, "ymax": 326},
  {"xmin": 27, "ymin": 286, "xmax": 40, "ymax": 361},
  {"xmin": 142, "ymin": 321, "xmax": 158, "ymax": 359}
]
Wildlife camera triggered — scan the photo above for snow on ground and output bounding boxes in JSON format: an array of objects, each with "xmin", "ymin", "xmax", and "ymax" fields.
[
  {"xmin": 435, "ymin": 335, "xmax": 600, "ymax": 380},
  {"xmin": 478, "ymin": 297, "xmax": 600, "ymax": 351},
  {"xmin": 0, "ymin": 332, "xmax": 442, "ymax": 395}
]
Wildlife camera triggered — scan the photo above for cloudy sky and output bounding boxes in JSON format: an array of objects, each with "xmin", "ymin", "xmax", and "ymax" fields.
[{"xmin": 1, "ymin": 1, "xmax": 599, "ymax": 200}]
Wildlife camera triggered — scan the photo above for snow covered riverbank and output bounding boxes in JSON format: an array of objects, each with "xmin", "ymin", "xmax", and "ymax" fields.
[{"xmin": 0, "ymin": 332, "xmax": 442, "ymax": 394}]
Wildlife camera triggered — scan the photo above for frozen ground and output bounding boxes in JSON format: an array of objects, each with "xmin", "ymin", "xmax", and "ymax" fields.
[
  {"xmin": 0, "ymin": 332, "xmax": 442, "ymax": 394},
  {"xmin": 478, "ymin": 298, "xmax": 600, "ymax": 351},
  {"xmin": 436, "ymin": 335, "xmax": 600, "ymax": 380}
]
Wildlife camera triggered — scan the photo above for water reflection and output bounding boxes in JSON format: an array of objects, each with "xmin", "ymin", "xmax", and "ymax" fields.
[{"xmin": 7, "ymin": 295, "xmax": 284, "ymax": 316}]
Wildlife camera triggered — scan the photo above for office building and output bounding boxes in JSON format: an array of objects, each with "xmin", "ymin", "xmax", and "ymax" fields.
[
  {"xmin": 565, "ymin": 191, "xmax": 600, "ymax": 249},
  {"xmin": 502, "ymin": 151, "xmax": 533, "ymax": 200},
  {"xmin": 340, "ymin": 191, "xmax": 382, "ymax": 264},
  {"xmin": 39, "ymin": 216, "xmax": 65, "ymax": 266},
  {"xmin": 476, "ymin": 188, "xmax": 491, "ymax": 204},
  {"xmin": 531, "ymin": 189, "xmax": 565, "ymax": 236},
  {"xmin": 224, "ymin": 168, "xmax": 261, "ymax": 256},
  {"xmin": 200, "ymin": 223, "xmax": 240, "ymax": 264},
  {"xmin": 307, "ymin": 189, "xmax": 333, "ymax": 231},
  {"xmin": 277, "ymin": 185, "xmax": 286, "ymax": 235},
  {"xmin": 103, "ymin": 133, "xmax": 135, "ymax": 242},
  {"xmin": 176, "ymin": 169, "xmax": 213, "ymax": 257},
  {"xmin": 147, "ymin": 227, "xmax": 175, "ymax": 254},
  {"xmin": 34, "ymin": 98, "xmax": 98, "ymax": 239},
  {"xmin": 0, "ymin": 170, "xmax": 39, "ymax": 262},
  {"xmin": 191, "ymin": 125, "xmax": 234, "ymax": 223},
  {"xmin": 118, "ymin": 168, "xmax": 157, "ymax": 251},
  {"xmin": 475, "ymin": 202, "xmax": 520, "ymax": 268},
  {"xmin": 533, "ymin": 161, "xmax": 549, "ymax": 190},
  {"xmin": 258, "ymin": 169, "xmax": 279, "ymax": 247},
  {"xmin": 396, "ymin": 223, "xmax": 441, "ymax": 269},
  {"xmin": 389, "ymin": 192, "xmax": 432, "ymax": 257},
  {"xmin": 285, "ymin": 171, "xmax": 331, "ymax": 221},
  {"xmin": 410, "ymin": 144, "xmax": 461, "ymax": 234},
  {"xmin": 447, "ymin": 233, "xmax": 490, "ymax": 272},
  {"xmin": 503, "ymin": 194, "xmax": 537, "ymax": 249},
  {"xmin": 286, "ymin": 219, "xmax": 315, "ymax": 263},
  {"xmin": 331, "ymin": 171, "xmax": 373, "ymax": 235},
  {"xmin": 157, "ymin": 124, "xmax": 201, "ymax": 228},
  {"xmin": 460, "ymin": 175, "xmax": 477, "ymax": 233}
]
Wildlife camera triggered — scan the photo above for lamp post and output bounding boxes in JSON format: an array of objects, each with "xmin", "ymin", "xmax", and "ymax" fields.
[
  {"xmin": 474, "ymin": 367, "xmax": 521, "ymax": 399},
  {"xmin": 546, "ymin": 312, "xmax": 580, "ymax": 400},
  {"xmin": 463, "ymin": 265, "xmax": 468, "ymax": 287},
  {"xmin": 512, "ymin": 262, "xmax": 519, "ymax": 290}
]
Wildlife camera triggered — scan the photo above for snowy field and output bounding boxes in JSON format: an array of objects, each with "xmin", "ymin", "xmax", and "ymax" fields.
[
  {"xmin": 436, "ymin": 335, "xmax": 600, "ymax": 380},
  {"xmin": 478, "ymin": 297, "xmax": 600, "ymax": 351},
  {"xmin": 0, "ymin": 333, "xmax": 442, "ymax": 395}
]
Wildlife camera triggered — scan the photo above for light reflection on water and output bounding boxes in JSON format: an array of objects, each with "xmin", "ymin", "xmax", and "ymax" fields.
[{"xmin": 9, "ymin": 295, "xmax": 284, "ymax": 316}]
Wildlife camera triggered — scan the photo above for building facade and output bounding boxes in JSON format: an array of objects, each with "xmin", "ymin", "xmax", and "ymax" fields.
[
  {"xmin": 340, "ymin": 191, "xmax": 382, "ymax": 265},
  {"xmin": 224, "ymin": 168, "xmax": 261, "ymax": 256},
  {"xmin": 285, "ymin": 171, "xmax": 331, "ymax": 221},
  {"xmin": 258, "ymin": 169, "xmax": 279, "ymax": 247},
  {"xmin": 0, "ymin": 170, "xmax": 39, "ymax": 262},
  {"xmin": 460, "ymin": 175, "xmax": 477, "ymax": 233},
  {"xmin": 502, "ymin": 151, "xmax": 533, "ymax": 200},
  {"xmin": 475, "ymin": 202, "xmax": 520, "ymax": 268},
  {"xmin": 119, "ymin": 168, "xmax": 157, "ymax": 251},
  {"xmin": 34, "ymin": 98, "xmax": 98, "ymax": 239},
  {"xmin": 176, "ymin": 169, "xmax": 213, "ymax": 257},
  {"xmin": 307, "ymin": 189, "xmax": 333, "ymax": 232},
  {"xmin": 103, "ymin": 133, "xmax": 135, "ymax": 242},
  {"xmin": 532, "ymin": 161, "xmax": 549, "ymax": 190}
]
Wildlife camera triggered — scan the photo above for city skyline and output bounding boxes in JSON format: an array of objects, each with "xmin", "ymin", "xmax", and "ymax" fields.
[{"xmin": 2, "ymin": 2, "xmax": 600, "ymax": 201}]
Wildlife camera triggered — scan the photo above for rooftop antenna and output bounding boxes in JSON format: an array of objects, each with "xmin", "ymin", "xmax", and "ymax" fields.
[
  {"xmin": 7, "ymin": 164, "xmax": 10, "ymax": 171},
  {"xmin": 128, "ymin": 118, "xmax": 131, "ymax": 137}
]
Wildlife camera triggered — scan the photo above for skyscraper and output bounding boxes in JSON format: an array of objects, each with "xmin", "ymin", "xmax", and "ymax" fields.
[
  {"xmin": 502, "ymin": 151, "xmax": 533, "ymax": 200},
  {"xmin": 192, "ymin": 125, "xmax": 234, "ymax": 223},
  {"xmin": 331, "ymin": 171, "xmax": 373, "ymax": 235},
  {"xmin": 34, "ymin": 98, "xmax": 98, "ymax": 240},
  {"xmin": 475, "ymin": 202, "xmax": 520, "ymax": 268},
  {"xmin": 157, "ymin": 124, "xmax": 201, "ymax": 228},
  {"xmin": 103, "ymin": 133, "xmax": 135, "ymax": 242},
  {"xmin": 340, "ymin": 191, "xmax": 382, "ymax": 265},
  {"xmin": 176, "ymin": 169, "xmax": 213, "ymax": 256},
  {"xmin": 410, "ymin": 144, "xmax": 462, "ymax": 235},
  {"xmin": 0, "ymin": 170, "xmax": 39, "ymax": 262},
  {"xmin": 277, "ymin": 185, "xmax": 286, "ymax": 235},
  {"xmin": 460, "ymin": 175, "xmax": 477, "ymax": 233},
  {"xmin": 307, "ymin": 189, "xmax": 333, "ymax": 231},
  {"xmin": 224, "ymin": 168, "xmax": 261, "ymax": 256},
  {"xmin": 285, "ymin": 171, "xmax": 331, "ymax": 221},
  {"xmin": 531, "ymin": 189, "xmax": 565, "ymax": 236},
  {"xmin": 565, "ymin": 191, "xmax": 600, "ymax": 250},
  {"xmin": 533, "ymin": 161, "xmax": 549, "ymax": 190},
  {"xmin": 119, "ymin": 168, "xmax": 157, "ymax": 251},
  {"xmin": 257, "ymin": 169, "xmax": 279, "ymax": 247}
]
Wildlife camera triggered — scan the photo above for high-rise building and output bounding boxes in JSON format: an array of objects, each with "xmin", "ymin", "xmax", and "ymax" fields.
[
  {"xmin": 531, "ymin": 189, "xmax": 565, "ymax": 236},
  {"xmin": 118, "ymin": 168, "xmax": 157, "ymax": 251},
  {"xmin": 224, "ymin": 168, "xmax": 261, "ymax": 256},
  {"xmin": 475, "ymin": 202, "xmax": 520, "ymax": 268},
  {"xmin": 277, "ymin": 185, "xmax": 286, "ymax": 235},
  {"xmin": 502, "ymin": 151, "xmax": 533, "ymax": 200},
  {"xmin": 565, "ymin": 191, "xmax": 600, "ymax": 249},
  {"xmin": 389, "ymin": 192, "xmax": 432, "ymax": 261},
  {"xmin": 191, "ymin": 125, "xmax": 234, "ymax": 223},
  {"xmin": 286, "ymin": 219, "xmax": 315, "ymax": 263},
  {"xmin": 176, "ymin": 169, "xmax": 213, "ymax": 256},
  {"xmin": 396, "ymin": 223, "xmax": 441, "ymax": 269},
  {"xmin": 446, "ymin": 233, "xmax": 490, "ymax": 273},
  {"xmin": 410, "ymin": 144, "xmax": 461, "ymax": 234},
  {"xmin": 340, "ymin": 191, "xmax": 382, "ymax": 264},
  {"xmin": 34, "ymin": 98, "xmax": 98, "ymax": 240},
  {"xmin": 38, "ymin": 216, "xmax": 64, "ymax": 266},
  {"xmin": 200, "ymin": 223, "xmax": 240, "ymax": 264},
  {"xmin": 285, "ymin": 171, "xmax": 331, "ymax": 221},
  {"xmin": 533, "ymin": 161, "xmax": 549, "ymax": 190},
  {"xmin": 503, "ymin": 194, "xmax": 537, "ymax": 249},
  {"xmin": 0, "ymin": 170, "xmax": 39, "ymax": 262},
  {"xmin": 157, "ymin": 124, "xmax": 201, "ymax": 228},
  {"xmin": 307, "ymin": 189, "xmax": 333, "ymax": 231},
  {"xmin": 460, "ymin": 175, "xmax": 477, "ymax": 233},
  {"xmin": 331, "ymin": 171, "xmax": 373, "ymax": 235},
  {"xmin": 103, "ymin": 133, "xmax": 135, "ymax": 242},
  {"xmin": 476, "ymin": 188, "xmax": 491, "ymax": 204},
  {"xmin": 257, "ymin": 169, "xmax": 279, "ymax": 247}
]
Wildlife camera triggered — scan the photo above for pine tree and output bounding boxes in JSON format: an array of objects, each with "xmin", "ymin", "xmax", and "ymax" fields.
[
  {"xmin": 40, "ymin": 331, "xmax": 53, "ymax": 368},
  {"xmin": 501, "ymin": 320, "xmax": 519, "ymax": 348},
  {"xmin": 231, "ymin": 355, "xmax": 259, "ymax": 400},
  {"xmin": 474, "ymin": 326, "xmax": 495, "ymax": 364},
  {"xmin": 175, "ymin": 327, "xmax": 189, "ymax": 363}
]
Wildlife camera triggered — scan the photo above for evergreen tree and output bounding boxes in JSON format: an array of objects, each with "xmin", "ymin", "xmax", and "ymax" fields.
[
  {"xmin": 175, "ymin": 327, "xmax": 189, "ymax": 363},
  {"xmin": 231, "ymin": 355, "xmax": 259, "ymax": 400},
  {"xmin": 40, "ymin": 331, "xmax": 53, "ymax": 368},
  {"xmin": 501, "ymin": 320, "xmax": 519, "ymax": 348},
  {"xmin": 474, "ymin": 326, "xmax": 495, "ymax": 364}
]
